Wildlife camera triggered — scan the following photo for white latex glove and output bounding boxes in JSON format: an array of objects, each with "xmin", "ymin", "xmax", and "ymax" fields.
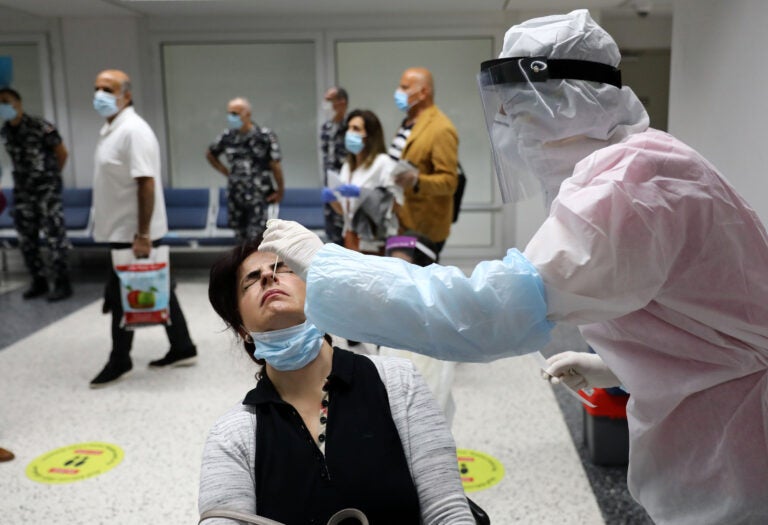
[
  {"xmin": 394, "ymin": 169, "xmax": 418, "ymax": 189},
  {"xmin": 392, "ymin": 160, "xmax": 419, "ymax": 189},
  {"xmin": 259, "ymin": 219, "xmax": 324, "ymax": 280},
  {"xmin": 542, "ymin": 351, "xmax": 621, "ymax": 390}
]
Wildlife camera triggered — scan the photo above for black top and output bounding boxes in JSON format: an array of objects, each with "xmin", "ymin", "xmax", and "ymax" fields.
[{"xmin": 243, "ymin": 348, "xmax": 421, "ymax": 525}]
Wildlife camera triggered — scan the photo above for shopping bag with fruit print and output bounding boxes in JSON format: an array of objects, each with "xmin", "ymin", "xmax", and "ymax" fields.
[{"xmin": 111, "ymin": 245, "xmax": 171, "ymax": 329}]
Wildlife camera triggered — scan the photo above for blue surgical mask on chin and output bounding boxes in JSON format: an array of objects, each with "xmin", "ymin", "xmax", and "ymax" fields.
[
  {"xmin": 227, "ymin": 113, "xmax": 243, "ymax": 129},
  {"xmin": 344, "ymin": 131, "xmax": 365, "ymax": 154},
  {"xmin": 93, "ymin": 90, "xmax": 119, "ymax": 118},
  {"xmin": 250, "ymin": 320, "xmax": 324, "ymax": 371},
  {"xmin": 0, "ymin": 103, "xmax": 17, "ymax": 121},
  {"xmin": 394, "ymin": 89, "xmax": 411, "ymax": 112}
]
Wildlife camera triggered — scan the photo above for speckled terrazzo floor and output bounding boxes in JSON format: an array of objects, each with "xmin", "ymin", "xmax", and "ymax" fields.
[{"xmin": 0, "ymin": 264, "xmax": 649, "ymax": 524}]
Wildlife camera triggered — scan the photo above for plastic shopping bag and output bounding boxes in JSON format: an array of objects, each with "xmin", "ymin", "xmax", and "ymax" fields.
[{"xmin": 111, "ymin": 246, "xmax": 171, "ymax": 329}]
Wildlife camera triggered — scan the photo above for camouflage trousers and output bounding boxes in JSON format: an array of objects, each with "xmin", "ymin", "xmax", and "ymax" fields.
[
  {"xmin": 12, "ymin": 180, "xmax": 70, "ymax": 281},
  {"xmin": 228, "ymin": 196, "xmax": 270, "ymax": 242},
  {"xmin": 227, "ymin": 176, "xmax": 272, "ymax": 242}
]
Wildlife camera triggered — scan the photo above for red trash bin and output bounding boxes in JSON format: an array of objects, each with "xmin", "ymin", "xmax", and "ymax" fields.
[{"xmin": 580, "ymin": 387, "xmax": 630, "ymax": 466}]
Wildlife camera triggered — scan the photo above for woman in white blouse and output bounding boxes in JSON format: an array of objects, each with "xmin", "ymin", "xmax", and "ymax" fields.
[{"xmin": 323, "ymin": 109, "xmax": 401, "ymax": 254}]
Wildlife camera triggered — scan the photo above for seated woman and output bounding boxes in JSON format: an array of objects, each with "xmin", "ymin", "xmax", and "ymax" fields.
[
  {"xmin": 323, "ymin": 109, "xmax": 401, "ymax": 255},
  {"xmin": 199, "ymin": 239, "xmax": 473, "ymax": 524}
]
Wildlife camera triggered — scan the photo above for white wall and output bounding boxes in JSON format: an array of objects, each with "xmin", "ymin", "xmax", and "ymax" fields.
[
  {"xmin": 603, "ymin": 13, "xmax": 673, "ymax": 49},
  {"xmin": 0, "ymin": 42, "xmax": 45, "ymax": 183},
  {"xmin": 143, "ymin": 12, "xmax": 516, "ymax": 264},
  {"xmin": 668, "ymin": 0, "xmax": 768, "ymax": 225},
  {"xmin": 162, "ymin": 41, "xmax": 318, "ymax": 189},
  {"xmin": 58, "ymin": 17, "xmax": 142, "ymax": 188},
  {"xmin": 0, "ymin": 6, "xmax": 49, "ymax": 32},
  {"xmin": 0, "ymin": 7, "xmax": 54, "ymax": 188},
  {"xmin": 0, "ymin": 7, "xmax": 674, "ymax": 267}
]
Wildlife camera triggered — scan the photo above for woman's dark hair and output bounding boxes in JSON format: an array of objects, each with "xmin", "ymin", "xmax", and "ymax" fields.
[
  {"xmin": 209, "ymin": 238, "xmax": 263, "ymax": 363},
  {"xmin": 208, "ymin": 236, "xmax": 332, "ymax": 366},
  {"xmin": 346, "ymin": 109, "xmax": 386, "ymax": 171}
]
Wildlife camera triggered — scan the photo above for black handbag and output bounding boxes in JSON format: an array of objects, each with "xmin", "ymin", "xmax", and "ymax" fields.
[
  {"xmin": 199, "ymin": 499, "xmax": 488, "ymax": 524},
  {"xmin": 452, "ymin": 162, "xmax": 467, "ymax": 223},
  {"xmin": 468, "ymin": 496, "xmax": 491, "ymax": 525},
  {"xmin": 199, "ymin": 508, "xmax": 368, "ymax": 525}
]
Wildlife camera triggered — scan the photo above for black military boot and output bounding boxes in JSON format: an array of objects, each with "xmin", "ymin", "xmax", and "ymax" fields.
[
  {"xmin": 47, "ymin": 278, "xmax": 73, "ymax": 302},
  {"xmin": 22, "ymin": 277, "xmax": 48, "ymax": 299}
]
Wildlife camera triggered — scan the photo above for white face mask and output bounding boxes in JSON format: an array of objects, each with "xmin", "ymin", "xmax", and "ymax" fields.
[
  {"xmin": 0, "ymin": 103, "xmax": 17, "ymax": 121},
  {"xmin": 322, "ymin": 101, "xmax": 335, "ymax": 121},
  {"xmin": 394, "ymin": 89, "xmax": 411, "ymax": 112},
  {"xmin": 93, "ymin": 90, "xmax": 120, "ymax": 118},
  {"xmin": 250, "ymin": 320, "xmax": 324, "ymax": 371}
]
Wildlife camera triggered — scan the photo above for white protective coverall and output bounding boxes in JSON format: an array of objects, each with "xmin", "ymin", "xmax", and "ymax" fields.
[
  {"xmin": 529, "ymin": 128, "xmax": 768, "ymax": 524},
  {"xmin": 262, "ymin": 10, "xmax": 768, "ymax": 524}
]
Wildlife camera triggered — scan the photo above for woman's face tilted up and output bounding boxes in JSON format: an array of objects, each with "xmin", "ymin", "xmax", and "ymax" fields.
[{"xmin": 236, "ymin": 251, "xmax": 307, "ymax": 334}]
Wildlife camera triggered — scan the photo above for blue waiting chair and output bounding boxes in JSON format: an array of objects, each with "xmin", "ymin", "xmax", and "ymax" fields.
[
  {"xmin": 276, "ymin": 188, "xmax": 325, "ymax": 233},
  {"xmin": 62, "ymin": 188, "xmax": 96, "ymax": 247},
  {"xmin": 162, "ymin": 187, "xmax": 211, "ymax": 247}
]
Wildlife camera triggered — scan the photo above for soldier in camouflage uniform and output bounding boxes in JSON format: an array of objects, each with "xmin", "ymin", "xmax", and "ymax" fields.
[
  {"xmin": 206, "ymin": 97, "xmax": 285, "ymax": 241},
  {"xmin": 0, "ymin": 87, "xmax": 72, "ymax": 301},
  {"xmin": 319, "ymin": 86, "xmax": 348, "ymax": 245}
]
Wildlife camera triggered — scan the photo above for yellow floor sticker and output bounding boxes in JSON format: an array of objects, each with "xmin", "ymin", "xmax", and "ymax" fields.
[
  {"xmin": 457, "ymin": 448, "xmax": 505, "ymax": 492},
  {"xmin": 26, "ymin": 442, "xmax": 124, "ymax": 484}
]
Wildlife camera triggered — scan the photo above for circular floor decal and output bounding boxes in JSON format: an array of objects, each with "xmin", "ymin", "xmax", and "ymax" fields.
[
  {"xmin": 26, "ymin": 442, "xmax": 124, "ymax": 484},
  {"xmin": 457, "ymin": 448, "xmax": 505, "ymax": 492}
]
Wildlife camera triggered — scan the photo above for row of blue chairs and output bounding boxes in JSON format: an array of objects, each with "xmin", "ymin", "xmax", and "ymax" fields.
[{"xmin": 0, "ymin": 186, "xmax": 325, "ymax": 251}]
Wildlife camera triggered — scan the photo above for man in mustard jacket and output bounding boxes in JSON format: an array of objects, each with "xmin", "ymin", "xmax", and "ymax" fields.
[{"xmin": 389, "ymin": 67, "xmax": 458, "ymax": 257}]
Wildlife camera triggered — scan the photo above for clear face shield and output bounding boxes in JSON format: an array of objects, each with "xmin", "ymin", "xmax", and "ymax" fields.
[{"xmin": 477, "ymin": 56, "xmax": 622, "ymax": 203}]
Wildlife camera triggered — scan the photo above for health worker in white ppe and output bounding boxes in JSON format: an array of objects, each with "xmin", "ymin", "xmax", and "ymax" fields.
[{"xmin": 261, "ymin": 10, "xmax": 768, "ymax": 525}]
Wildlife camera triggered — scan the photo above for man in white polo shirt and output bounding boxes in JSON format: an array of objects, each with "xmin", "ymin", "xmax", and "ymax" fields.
[{"xmin": 89, "ymin": 69, "xmax": 197, "ymax": 388}]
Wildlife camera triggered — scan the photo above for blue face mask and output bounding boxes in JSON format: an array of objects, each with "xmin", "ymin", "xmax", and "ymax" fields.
[
  {"xmin": 250, "ymin": 320, "xmax": 324, "ymax": 371},
  {"xmin": 394, "ymin": 89, "xmax": 411, "ymax": 112},
  {"xmin": 227, "ymin": 113, "xmax": 243, "ymax": 129},
  {"xmin": 344, "ymin": 131, "xmax": 365, "ymax": 154},
  {"xmin": 93, "ymin": 90, "xmax": 119, "ymax": 118},
  {"xmin": 0, "ymin": 103, "xmax": 17, "ymax": 121}
]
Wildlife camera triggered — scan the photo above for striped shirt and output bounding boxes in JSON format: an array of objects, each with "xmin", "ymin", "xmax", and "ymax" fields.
[{"xmin": 388, "ymin": 120, "xmax": 414, "ymax": 161}]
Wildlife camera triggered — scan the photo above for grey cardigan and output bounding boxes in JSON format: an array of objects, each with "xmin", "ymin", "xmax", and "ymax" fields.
[{"xmin": 198, "ymin": 355, "xmax": 475, "ymax": 524}]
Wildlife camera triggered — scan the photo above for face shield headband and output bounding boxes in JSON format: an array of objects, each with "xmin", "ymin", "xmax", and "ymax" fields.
[
  {"xmin": 477, "ymin": 56, "xmax": 622, "ymax": 203},
  {"xmin": 480, "ymin": 56, "xmax": 621, "ymax": 88},
  {"xmin": 385, "ymin": 236, "xmax": 437, "ymax": 265}
]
